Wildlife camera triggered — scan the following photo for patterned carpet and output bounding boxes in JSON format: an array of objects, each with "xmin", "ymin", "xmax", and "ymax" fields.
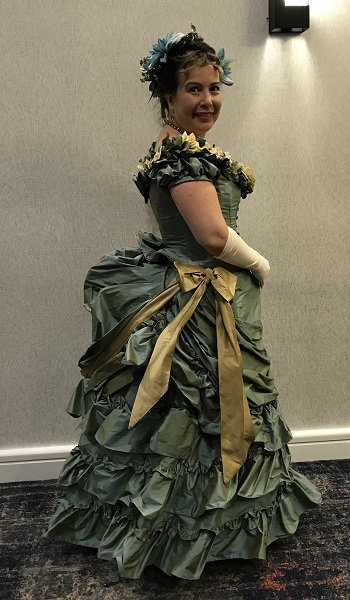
[{"xmin": 0, "ymin": 459, "xmax": 349, "ymax": 600}]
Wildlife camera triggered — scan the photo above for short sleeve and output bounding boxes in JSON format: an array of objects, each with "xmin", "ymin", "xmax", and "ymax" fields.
[
  {"xmin": 150, "ymin": 152, "xmax": 220, "ymax": 190},
  {"xmin": 134, "ymin": 134, "xmax": 219, "ymax": 202}
]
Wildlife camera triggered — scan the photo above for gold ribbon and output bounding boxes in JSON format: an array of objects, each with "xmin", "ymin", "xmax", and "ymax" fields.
[{"xmin": 81, "ymin": 262, "xmax": 255, "ymax": 484}]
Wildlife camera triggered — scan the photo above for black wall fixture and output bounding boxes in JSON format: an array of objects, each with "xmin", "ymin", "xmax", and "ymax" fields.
[{"xmin": 268, "ymin": 0, "xmax": 310, "ymax": 33}]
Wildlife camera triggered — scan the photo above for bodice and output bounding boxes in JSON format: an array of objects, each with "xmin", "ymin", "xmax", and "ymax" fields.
[{"xmin": 149, "ymin": 175, "xmax": 241, "ymax": 266}]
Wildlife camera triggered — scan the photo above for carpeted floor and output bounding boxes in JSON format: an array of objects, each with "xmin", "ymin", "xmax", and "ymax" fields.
[{"xmin": 0, "ymin": 459, "xmax": 349, "ymax": 600}]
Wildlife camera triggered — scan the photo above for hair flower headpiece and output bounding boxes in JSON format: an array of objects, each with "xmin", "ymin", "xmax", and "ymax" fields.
[
  {"xmin": 140, "ymin": 32, "xmax": 185, "ymax": 93},
  {"xmin": 216, "ymin": 48, "xmax": 236, "ymax": 86}
]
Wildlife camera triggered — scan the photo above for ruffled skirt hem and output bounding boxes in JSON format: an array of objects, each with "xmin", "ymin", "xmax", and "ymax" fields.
[{"xmin": 45, "ymin": 467, "xmax": 321, "ymax": 580}]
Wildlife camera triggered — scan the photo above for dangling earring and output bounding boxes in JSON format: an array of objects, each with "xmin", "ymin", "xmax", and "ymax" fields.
[{"xmin": 164, "ymin": 106, "xmax": 185, "ymax": 134}]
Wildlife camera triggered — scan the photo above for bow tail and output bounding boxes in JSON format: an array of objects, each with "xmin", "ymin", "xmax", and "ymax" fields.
[
  {"xmin": 215, "ymin": 293, "xmax": 255, "ymax": 484},
  {"xmin": 129, "ymin": 279, "xmax": 209, "ymax": 428}
]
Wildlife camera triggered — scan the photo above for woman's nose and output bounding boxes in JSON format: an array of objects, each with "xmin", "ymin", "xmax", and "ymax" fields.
[{"xmin": 200, "ymin": 90, "xmax": 213, "ymax": 106}]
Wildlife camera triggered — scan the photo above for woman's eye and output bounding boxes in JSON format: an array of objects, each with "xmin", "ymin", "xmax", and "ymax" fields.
[{"xmin": 187, "ymin": 85, "xmax": 221, "ymax": 93}]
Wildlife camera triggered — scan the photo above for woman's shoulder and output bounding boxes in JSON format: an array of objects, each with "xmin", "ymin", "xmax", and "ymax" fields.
[
  {"xmin": 134, "ymin": 132, "xmax": 255, "ymax": 202},
  {"xmin": 150, "ymin": 133, "xmax": 254, "ymax": 186}
]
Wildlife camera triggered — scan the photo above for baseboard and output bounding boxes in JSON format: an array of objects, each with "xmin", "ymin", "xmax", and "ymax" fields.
[
  {"xmin": 1, "ymin": 429, "xmax": 350, "ymax": 483},
  {"xmin": 0, "ymin": 446, "xmax": 74, "ymax": 484}
]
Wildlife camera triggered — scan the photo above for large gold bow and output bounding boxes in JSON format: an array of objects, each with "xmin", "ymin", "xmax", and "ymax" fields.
[{"xmin": 81, "ymin": 262, "xmax": 255, "ymax": 484}]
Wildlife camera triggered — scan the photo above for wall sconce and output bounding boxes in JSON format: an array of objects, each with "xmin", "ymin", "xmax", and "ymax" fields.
[{"xmin": 268, "ymin": 0, "xmax": 310, "ymax": 33}]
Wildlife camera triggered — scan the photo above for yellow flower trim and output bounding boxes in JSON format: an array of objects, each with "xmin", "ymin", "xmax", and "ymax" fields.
[{"xmin": 140, "ymin": 132, "xmax": 255, "ymax": 191}]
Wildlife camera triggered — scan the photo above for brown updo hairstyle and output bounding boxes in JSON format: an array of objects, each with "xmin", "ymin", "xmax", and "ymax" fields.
[{"xmin": 154, "ymin": 32, "xmax": 222, "ymax": 119}]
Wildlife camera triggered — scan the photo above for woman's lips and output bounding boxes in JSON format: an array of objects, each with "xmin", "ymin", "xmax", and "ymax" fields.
[{"xmin": 193, "ymin": 112, "xmax": 214, "ymax": 120}]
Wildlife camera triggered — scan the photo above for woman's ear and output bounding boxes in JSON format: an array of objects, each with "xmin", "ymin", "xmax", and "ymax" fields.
[{"xmin": 166, "ymin": 94, "xmax": 174, "ymax": 109}]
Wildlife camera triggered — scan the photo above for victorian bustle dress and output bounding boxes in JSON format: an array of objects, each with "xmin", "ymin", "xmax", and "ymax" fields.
[{"xmin": 45, "ymin": 133, "xmax": 322, "ymax": 580}]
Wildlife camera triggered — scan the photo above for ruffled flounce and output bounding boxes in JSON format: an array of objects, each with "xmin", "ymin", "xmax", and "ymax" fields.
[
  {"xmin": 46, "ymin": 354, "xmax": 322, "ymax": 580},
  {"xmin": 134, "ymin": 134, "xmax": 254, "ymax": 203},
  {"xmin": 46, "ymin": 434, "xmax": 321, "ymax": 579}
]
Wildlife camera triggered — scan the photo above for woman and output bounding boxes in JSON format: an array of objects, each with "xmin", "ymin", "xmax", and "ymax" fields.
[{"xmin": 45, "ymin": 29, "xmax": 322, "ymax": 580}]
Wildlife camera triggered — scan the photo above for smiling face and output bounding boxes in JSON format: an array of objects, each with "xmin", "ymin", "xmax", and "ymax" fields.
[{"xmin": 167, "ymin": 63, "xmax": 223, "ymax": 138}]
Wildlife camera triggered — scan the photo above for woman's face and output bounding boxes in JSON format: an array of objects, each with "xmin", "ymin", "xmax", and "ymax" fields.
[{"xmin": 167, "ymin": 63, "xmax": 223, "ymax": 138}]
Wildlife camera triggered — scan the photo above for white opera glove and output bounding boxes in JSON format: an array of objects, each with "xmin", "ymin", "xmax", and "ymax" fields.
[{"xmin": 214, "ymin": 226, "xmax": 270, "ymax": 286}]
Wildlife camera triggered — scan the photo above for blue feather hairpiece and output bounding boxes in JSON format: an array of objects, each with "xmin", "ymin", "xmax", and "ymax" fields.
[{"xmin": 140, "ymin": 29, "xmax": 236, "ymax": 95}]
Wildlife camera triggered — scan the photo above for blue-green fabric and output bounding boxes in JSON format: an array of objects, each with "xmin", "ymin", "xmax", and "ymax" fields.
[{"xmin": 45, "ymin": 136, "xmax": 322, "ymax": 580}]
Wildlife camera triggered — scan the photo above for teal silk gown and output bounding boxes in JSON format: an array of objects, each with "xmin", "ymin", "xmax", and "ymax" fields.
[{"xmin": 45, "ymin": 134, "xmax": 322, "ymax": 580}]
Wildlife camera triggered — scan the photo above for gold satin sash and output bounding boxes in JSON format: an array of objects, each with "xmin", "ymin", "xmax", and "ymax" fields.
[{"xmin": 81, "ymin": 262, "xmax": 255, "ymax": 484}]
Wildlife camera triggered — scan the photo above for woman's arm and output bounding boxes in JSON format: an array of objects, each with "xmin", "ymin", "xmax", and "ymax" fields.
[
  {"xmin": 171, "ymin": 180, "xmax": 270, "ymax": 284},
  {"xmin": 171, "ymin": 181, "xmax": 228, "ymax": 255}
]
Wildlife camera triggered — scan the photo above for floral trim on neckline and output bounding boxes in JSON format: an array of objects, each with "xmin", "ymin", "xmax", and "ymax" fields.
[{"xmin": 134, "ymin": 132, "xmax": 255, "ymax": 202}]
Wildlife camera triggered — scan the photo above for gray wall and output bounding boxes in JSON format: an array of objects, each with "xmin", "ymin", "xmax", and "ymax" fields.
[{"xmin": 1, "ymin": 0, "xmax": 349, "ymax": 449}]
